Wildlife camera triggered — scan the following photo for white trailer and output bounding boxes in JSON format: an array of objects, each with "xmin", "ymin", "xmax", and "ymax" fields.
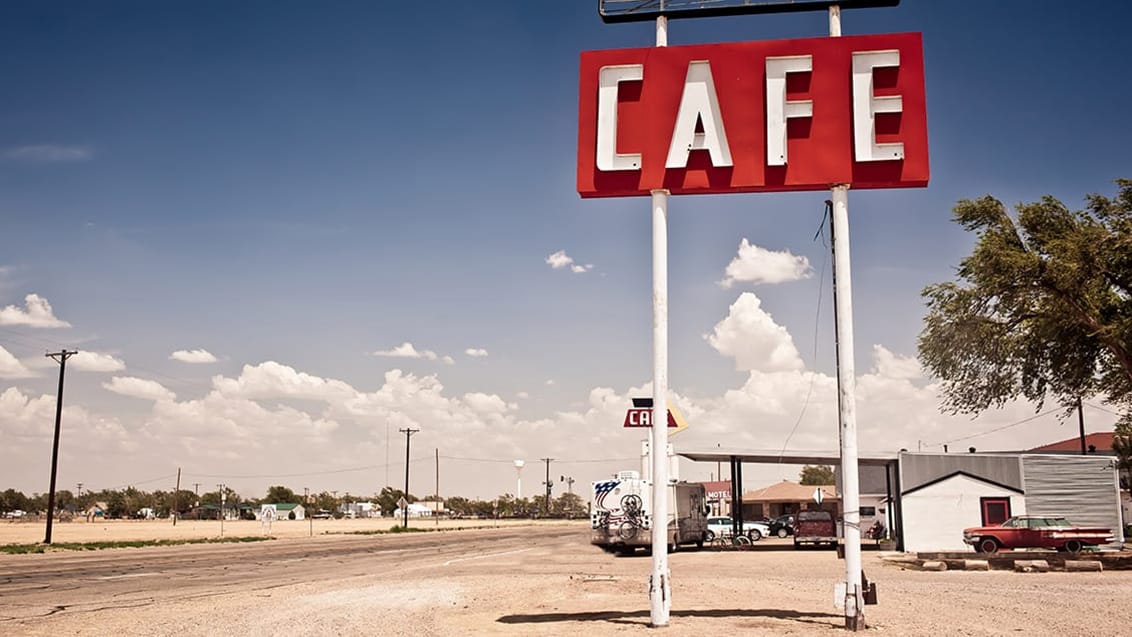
[{"xmin": 590, "ymin": 471, "xmax": 708, "ymax": 554}]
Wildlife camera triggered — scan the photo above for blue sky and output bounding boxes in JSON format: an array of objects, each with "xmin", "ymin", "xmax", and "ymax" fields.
[{"xmin": 1, "ymin": 1, "xmax": 1130, "ymax": 502}]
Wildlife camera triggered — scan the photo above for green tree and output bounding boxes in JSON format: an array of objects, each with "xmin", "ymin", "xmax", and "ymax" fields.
[
  {"xmin": 106, "ymin": 490, "xmax": 128, "ymax": 518},
  {"xmin": 265, "ymin": 485, "xmax": 298, "ymax": 504},
  {"xmin": 799, "ymin": 465, "xmax": 836, "ymax": 485},
  {"xmin": 919, "ymin": 180, "xmax": 1132, "ymax": 419},
  {"xmin": 0, "ymin": 489, "xmax": 29, "ymax": 513},
  {"xmin": 374, "ymin": 486, "xmax": 413, "ymax": 514}
]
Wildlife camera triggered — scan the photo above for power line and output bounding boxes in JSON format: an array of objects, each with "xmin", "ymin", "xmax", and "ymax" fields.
[
  {"xmin": 779, "ymin": 202, "xmax": 832, "ymax": 462},
  {"xmin": 927, "ymin": 407, "xmax": 1062, "ymax": 447},
  {"xmin": 1083, "ymin": 401, "xmax": 1122, "ymax": 417}
]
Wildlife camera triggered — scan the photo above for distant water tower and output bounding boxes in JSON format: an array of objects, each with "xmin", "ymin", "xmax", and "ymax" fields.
[{"xmin": 513, "ymin": 460, "xmax": 525, "ymax": 498}]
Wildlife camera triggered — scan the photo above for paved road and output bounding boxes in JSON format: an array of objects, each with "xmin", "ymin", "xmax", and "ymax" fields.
[{"xmin": 0, "ymin": 524, "xmax": 576, "ymax": 630}]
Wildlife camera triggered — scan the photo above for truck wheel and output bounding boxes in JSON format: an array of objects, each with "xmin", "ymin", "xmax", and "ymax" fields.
[
  {"xmin": 977, "ymin": 537, "xmax": 1000, "ymax": 554},
  {"xmin": 1064, "ymin": 539, "xmax": 1083, "ymax": 554},
  {"xmin": 748, "ymin": 529, "xmax": 762, "ymax": 541},
  {"xmin": 777, "ymin": 528, "xmax": 789, "ymax": 538},
  {"xmin": 705, "ymin": 530, "xmax": 716, "ymax": 543}
]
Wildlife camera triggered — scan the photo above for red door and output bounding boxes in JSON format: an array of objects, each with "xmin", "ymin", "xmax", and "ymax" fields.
[{"xmin": 980, "ymin": 497, "xmax": 1011, "ymax": 526}]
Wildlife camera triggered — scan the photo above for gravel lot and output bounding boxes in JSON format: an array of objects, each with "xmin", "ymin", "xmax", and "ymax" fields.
[{"xmin": 3, "ymin": 519, "xmax": 1131, "ymax": 636}]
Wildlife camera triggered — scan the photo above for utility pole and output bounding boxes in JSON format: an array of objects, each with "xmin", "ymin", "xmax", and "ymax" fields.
[
  {"xmin": 399, "ymin": 427, "xmax": 419, "ymax": 528},
  {"xmin": 172, "ymin": 469, "xmax": 181, "ymax": 526},
  {"xmin": 217, "ymin": 483, "xmax": 225, "ymax": 537},
  {"xmin": 1077, "ymin": 396, "xmax": 1087, "ymax": 455},
  {"xmin": 435, "ymin": 447, "xmax": 440, "ymax": 527},
  {"xmin": 43, "ymin": 349, "xmax": 77, "ymax": 545},
  {"xmin": 561, "ymin": 475, "xmax": 576, "ymax": 519},
  {"xmin": 540, "ymin": 458, "xmax": 554, "ymax": 517},
  {"xmin": 193, "ymin": 483, "xmax": 201, "ymax": 496}
]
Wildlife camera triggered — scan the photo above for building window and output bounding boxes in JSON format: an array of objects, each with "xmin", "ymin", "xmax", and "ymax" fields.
[{"xmin": 980, "ymin": 497, "xmax": 1011, "ymax": 526}]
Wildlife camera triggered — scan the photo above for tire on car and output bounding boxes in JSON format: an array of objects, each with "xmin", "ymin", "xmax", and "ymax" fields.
[
  {"xmin": 977, "ymin": 537, "xmax": 1000, "ymax": 554},
  {"xmin": 747, "ymin": 529, "xmax": 762, "ymax": 541},
  {"xmin": 1064, "ymin": 539, "xmax": 1083, "ymax": 554},
  {"xmin": 777, "ymin": 528, "xmax": 789, "ymax": 538},
  {"xmin": 705, "ymin": 530, "xmax": 716, "ymax": 543}
]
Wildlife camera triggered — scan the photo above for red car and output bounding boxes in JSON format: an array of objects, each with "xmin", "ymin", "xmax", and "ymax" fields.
[{"xmin": 962, "ymin": 515, "xmax": 1113, "ymax": 554}]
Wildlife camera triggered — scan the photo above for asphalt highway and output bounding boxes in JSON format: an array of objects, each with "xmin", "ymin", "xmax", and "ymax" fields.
[{"xmin": 0, "ymin": 524, "xmax": 576, "ymax": 629}]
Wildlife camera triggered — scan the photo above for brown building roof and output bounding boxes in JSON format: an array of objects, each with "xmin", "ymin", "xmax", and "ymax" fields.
[
  {"xmin": 1027, "ymin": 432, "xmax": 1115, "ymax": 453},
  {"xmin": 742, "ymin": 480, "xmax": 838, "ymax": 503}
]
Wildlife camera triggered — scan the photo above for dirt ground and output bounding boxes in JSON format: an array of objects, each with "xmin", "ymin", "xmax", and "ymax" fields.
[{"xmin": 4, "ymin": 520, "xmax": 1132, "ymax": 636}]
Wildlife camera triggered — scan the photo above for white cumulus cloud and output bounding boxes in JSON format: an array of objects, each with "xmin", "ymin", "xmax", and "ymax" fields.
[
  {"xmin": 705, "ymin": 292, "xmax": 804, "ymax": 372},
  {"xmin": 546, "ymin": 250, "xmax": 592, "ymax": 274},
  {"xmin": 0, "ymin": 345, "xmax": 34, "ymax": 379},
  {"xmin": 0, "ymin": 293, "xmax": 71, "ymax": 328},
  {"xmin": 70, "ymin": 351, "xmax": 126, "ymax": 373},
  {"xmin": 373, "ymin": 342, "xmax": 451, "ymax": 364},
  {"xmin": 465, "ymin": 348, "xmax": 489, "ymax": 358},
  {"xmin": 213, "ymin": 361, "xmax": 356, "ymax": 402},
  {"xmin": 103, "ymin": 376, "xmax": 176, "ymax": 402},
  {"xmin": 170, "ymin": 348, "xmax": 217, "ymax": 364},
  {"xmin": 720, "ymin": 239, "xmax": 812, "ymax": 288},
  {"xmin": 869, "ymin": 345, "xmax": 923, "ymax": 380}
]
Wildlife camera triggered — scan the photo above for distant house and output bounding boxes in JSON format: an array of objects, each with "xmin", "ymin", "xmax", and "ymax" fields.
[
  {"xmin": 393, "ymin": 503, "xmax": 432, "ymax": 518},
  {"xmin": 260, "ymin": 503, "xmax": 305, "ymax": 521},
  {"xmin": 339, "ymin": 501, "xmax": 381, "ymax": 518},
  {"xmin": 741, "ymin": 480, "xmax": 839, "ymax": 520},
  {"xmin": 1028, "ymin": 432, "xmax": 1116, "ymax": 455},
  {"xmin": 85, "ymin": 502, "xmax": 108, "ymax": 520}
]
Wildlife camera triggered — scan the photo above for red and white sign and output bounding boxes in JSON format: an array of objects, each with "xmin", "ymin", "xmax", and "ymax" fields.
[
  {"xmin": 577, "ymin": 33, "xmax": 928, "ymax": 197},
  {"xmin": 624, "ymin": 408, "xmax": 678, "ymax": 428}
]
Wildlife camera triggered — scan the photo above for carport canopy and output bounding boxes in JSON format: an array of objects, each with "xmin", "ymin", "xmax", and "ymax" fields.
[
  {"xmin": 677, "ymin": 449, "xmax": 898, "ymax": 466},
  {"xmin": 677, "ymin": 449, "xmax": 899, "ymax": 539}
]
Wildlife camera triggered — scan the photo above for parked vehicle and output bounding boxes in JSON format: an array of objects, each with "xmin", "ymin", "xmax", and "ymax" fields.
[
  {"xmin": 590, "ymin": 471, "xmax": 709, "ymax": 554},
  {"xmin": 705, "ymin": 516, "xmax": 770, "ymax": 542},
  {"xmin": 769, "ymin": 514, "xmax": 795, "ymax": 538},
  {"xmin": 962, "ymin": 515, "xmax": 1114, "ymax": 554},
  {"xmin": 793, "ymin": 510, "xmax": 837, "ymax": 549}
]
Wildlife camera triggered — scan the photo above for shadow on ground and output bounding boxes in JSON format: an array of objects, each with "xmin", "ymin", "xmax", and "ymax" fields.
[{"xmin": 498, "ymin": 607, "xmax": 841, "ymax": 627}]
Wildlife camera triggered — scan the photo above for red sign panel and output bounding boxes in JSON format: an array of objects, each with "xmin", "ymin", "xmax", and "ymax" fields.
[
  {"xmin": 577, "ymin": 33, "xmax": 928, "ymax": 197},
  {"xmin": 624, "ymin": 408, "xmax": 678, "ymax": 428}
]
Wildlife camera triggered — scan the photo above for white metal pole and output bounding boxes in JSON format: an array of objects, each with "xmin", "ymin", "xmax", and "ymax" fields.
[
  {"xmin": 831, "ymin": 5, "xmax": 864, "ymax": 631},
  {"xmin": 650, "ymin": 187, "xmax": 671, "ymax": 628},
  {"xmin": 648, "ymin": 15, "xmax": 671, "ymax": 629},
  {"xmin": 832, "ymin": 182, "xmax": 864, "ymax": 630}
]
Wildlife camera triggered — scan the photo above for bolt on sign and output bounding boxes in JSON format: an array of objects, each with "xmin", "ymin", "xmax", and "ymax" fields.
[{"xmin": 577, "ymin": 33, "xmax": 928, "ymax": 197}]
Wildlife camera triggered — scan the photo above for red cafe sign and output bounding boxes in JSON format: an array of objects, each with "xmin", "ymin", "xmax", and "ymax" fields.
[{"xmin": 577, "ymin": 33, "xmax": 928, "ymax": 197}]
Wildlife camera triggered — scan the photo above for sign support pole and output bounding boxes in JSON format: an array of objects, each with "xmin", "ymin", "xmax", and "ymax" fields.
[
  {"xmin": 646, "ymin": 14, "xmax": 672, "ymax": 629},
  {"xmin": 650, "ymin": 186, "xmax": 671, "ymax": 628}
]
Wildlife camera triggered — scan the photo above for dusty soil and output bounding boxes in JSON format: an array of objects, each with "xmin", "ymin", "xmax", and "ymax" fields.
[{"xmin": 3, "ymin": 520, "xmax": 1131, "ymax": 636}]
